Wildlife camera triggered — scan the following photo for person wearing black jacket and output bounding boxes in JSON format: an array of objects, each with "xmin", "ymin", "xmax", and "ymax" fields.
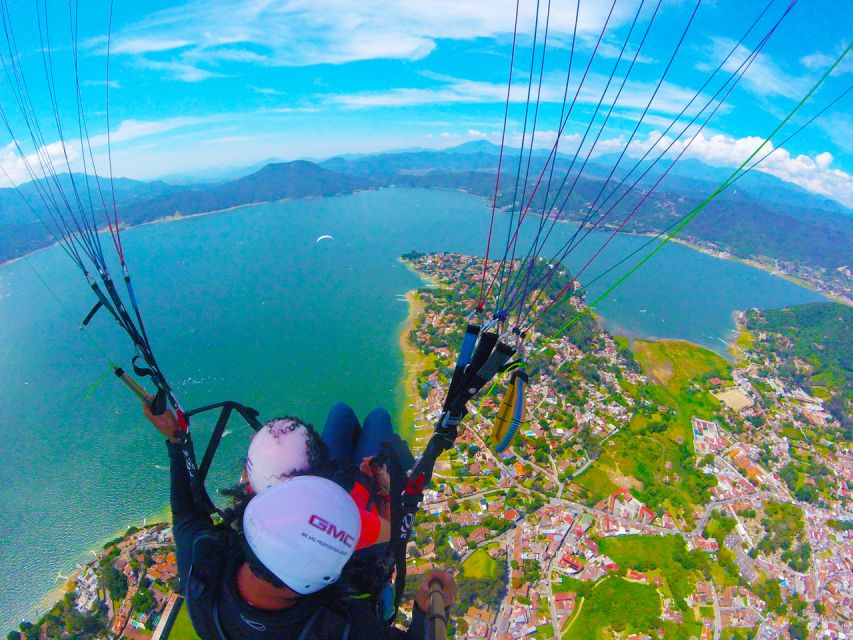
[{"xmin": 144, "ymin": 403, "xmax": 457, "ymax": 640}]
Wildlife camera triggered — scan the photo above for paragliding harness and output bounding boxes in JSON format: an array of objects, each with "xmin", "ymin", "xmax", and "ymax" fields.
[{"xmin": 374, "ymin": 323, "xmax": 516, "ymax": 622}]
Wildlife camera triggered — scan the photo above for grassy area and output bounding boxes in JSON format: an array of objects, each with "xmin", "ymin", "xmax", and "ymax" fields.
[
  {"xmin": 598, "ymin": 535, "xmax": 700, "ymax": 608},
  {"xmin": 167, "ymin": 602, "xmax": 200, "ymax": 640},
  {"xmin": 732, "ymin": 328, "xmax": 755, "ymax": 364},
  {"xmin": 704, "ymin": 511, "xmax": 736, "ymax": 546},
  {"xmin": 553, "ymin": 575, "xmax": 588, "ymax": 594},
  {"xmin": 722, "ymin": 629, "xmax": 758, "ymax": 640},
  {"xmin": 462, "ymin": 549, "xmax": 501, "ymax": 580},
  {"xmin": 633, "ymin": 339, "xmax": 728, "ymax": 392},
  {"xmin": 562, "ymin": 577, "xmax": 661, "ymax": 640},
  {"xmin": 811, "ymin": 385, "xmax": 831, "ymax": 400},
  {"xmin": 613, "ymin": 335, "xmax": 631, "ymax": 351},
  {"xmin": 575, "ymin": 339, "xmax": 728, "ymax": 524}
]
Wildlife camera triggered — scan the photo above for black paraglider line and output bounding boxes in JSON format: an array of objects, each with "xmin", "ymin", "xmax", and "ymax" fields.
[
  {"xmin": 507, "ymin": 0, "xmax": 669, "ymax": 322},
  {"xmin": 0, "ymin": 2, "xmax": 171, "ymax": 405},
  {"xmin": 105, "ymin": 0, "xmax": 124, "ymax": 265},
  {"xmin": 504, "ymin": 0, "xmax": 695, "ymax": 315},
  {"xmin": 3, "ymin": 0, "xmax": 103, "ymax": 264},
  {"xmin": 542, "ymin": 41, "xmax": 851, "ymax": 343},
  {"xmin": 515, "ymin": 0, "xmax": 580, "ymax": 311},
  {"xmin": 492, "ymin": 0, "xmax": 545, "ymax": 315},
  {"xmin": 2, "ymin": 0, "xmax": 103, "ymax": 271},
  {"xmin": 70, "ymin": 0, "xmax": 120, "ymax": 270},
  {"xmin": 0, "ymin": 2, "xmax": 279, "ymax": 520},
  {"xmin": 495, "ymin": 0, "xmax": 554, "ymax": 318},
  {"xmin": 515, "ymin": 0, "xmax": 799, "ymax": 330},
  {"xmin": 574, "ymin": 82, "xmax": 853, "ymax": 300},
  {"xmin": 0, "ymin": 5, "xmax": 92, "ymax": 271},
  {"xmin": 477, "ymin": 0, "xmax": 521, "ymax": 312},
  {"xmin": 503, "ymin": 0, "xmax": 784, "ymax": 321},
  {"xmin": 480, "ymin": 0, "xmax": 617, "ymax": 310},
  {"xmin": 499, "ymin": 0, "xmax": 654, "ymax": 319}
]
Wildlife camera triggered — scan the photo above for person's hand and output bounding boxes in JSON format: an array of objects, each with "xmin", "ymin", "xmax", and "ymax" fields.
[
  {"xmin": 414, "ymin": 569, "xmax": 458, "ymax": 613},
  {"xmin": 143, "ymin": 399, "xmax": 180, "ymax": 443},
  {"xmin": 359, "ymin": 456, "xmax": 391, "ymax": 494}
]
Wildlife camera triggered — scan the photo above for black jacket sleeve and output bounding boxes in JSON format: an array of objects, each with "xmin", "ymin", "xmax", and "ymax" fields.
[{"xmin": 167, "ymin": 440, "xmax": 215, "ymax": 587}]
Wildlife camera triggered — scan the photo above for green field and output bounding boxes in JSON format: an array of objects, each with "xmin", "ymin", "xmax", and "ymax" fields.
[
  {"xmin": 563, "ymin": 577, "xmax": 661, "ymax": 639},
  {"xmin": 462, "ymin": 548, "xmax": 502, "ymax": 579},
  {"xmin": 574, "ymin": 339, "xmax": 727, "ymax": 524},
  {"xmin": 598, "ymin": 535, "xmax": 700, "ymax": 607},
  {"xmin": 167, "ymin": 602, "xmax": 200, "ymax": 640},
  {"xmin": 633, "ymin": 339, "xmax": 728, "ymax": 392}
]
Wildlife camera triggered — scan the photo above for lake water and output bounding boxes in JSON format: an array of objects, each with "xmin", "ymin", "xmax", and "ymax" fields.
[{"xmin": 0, "ymin": 187, "xmax": 825, "ymax": 629}]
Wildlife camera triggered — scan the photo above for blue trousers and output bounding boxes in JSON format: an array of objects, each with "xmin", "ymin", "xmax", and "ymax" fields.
[
  {"xmin": 321, "ymin": 402, "xmax": 415, "ymax": 473},
  {"xmin": 321, "ymin": 403, "xmax": 413, "ymax": 615}
]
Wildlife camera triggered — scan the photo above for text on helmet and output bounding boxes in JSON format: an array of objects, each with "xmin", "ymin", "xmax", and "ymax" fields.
[{"xmin": 308, "ymin": 514, "xmax": 355, "ymax": 548}]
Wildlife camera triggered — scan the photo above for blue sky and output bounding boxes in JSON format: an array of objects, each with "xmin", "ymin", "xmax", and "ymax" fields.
[{"xmin": 0, "ymin": 0, "xmax": 851, "ymax": 205}]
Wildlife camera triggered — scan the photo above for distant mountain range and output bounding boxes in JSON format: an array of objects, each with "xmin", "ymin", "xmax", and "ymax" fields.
[
  {"xmin": 1, "ymin": 142, "xmax": 851, "ymax": 281},
  {"xmin": 0, "ymin": 162, "xmax": 374, "ymax": 263}
]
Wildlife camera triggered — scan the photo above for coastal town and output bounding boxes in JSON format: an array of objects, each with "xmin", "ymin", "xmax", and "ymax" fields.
[
  {"xmin": 9, "ymin": 524, "xmax": 186, "ymax": 640},
  {"xmin": 398, "ymin": 253, "xmax": 852, "ymax": 640},
  {"xmin": 8, "ymin": 252, "xmax": 851, "ymax": 640}
]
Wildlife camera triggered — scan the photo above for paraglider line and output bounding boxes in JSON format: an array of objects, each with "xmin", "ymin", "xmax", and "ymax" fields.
[
  {"xmin": 533, "ymin": 40, "xmax": 851, "ymax": 337},
  {"xmin": 477, "ymin": 0, "xmax": 521, "ymax": 312}
]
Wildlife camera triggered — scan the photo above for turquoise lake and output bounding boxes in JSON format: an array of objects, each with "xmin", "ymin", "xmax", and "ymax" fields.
[{"xmin": 0, "ymin": 187, "xmax": 825, "ymax": 629}]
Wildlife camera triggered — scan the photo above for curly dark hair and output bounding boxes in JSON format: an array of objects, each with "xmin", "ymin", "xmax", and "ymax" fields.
[{"xmin": 219, "ymin": 415, "xmax": 354, "ymax": 536}]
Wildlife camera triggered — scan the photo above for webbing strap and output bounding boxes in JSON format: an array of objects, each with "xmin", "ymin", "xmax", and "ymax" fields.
[
  {"xmin": 444, "ymin": 324, "xmax": 480, "ymax": 406},
  {"xmin": 385, "ymin": 325, "xmax": 514, "ymax": 618}
]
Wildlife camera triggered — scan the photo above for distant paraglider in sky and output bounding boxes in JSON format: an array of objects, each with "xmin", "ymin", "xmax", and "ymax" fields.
[{"xmin": 316, "ymin": 234, "xmax": 334, "ymax": 243}]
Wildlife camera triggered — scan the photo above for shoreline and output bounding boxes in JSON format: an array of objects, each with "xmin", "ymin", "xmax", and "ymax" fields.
[
  {"xmin": 394, "ymin": 261, "xmax": 439, "ymax": 453},
  {"xmin": 0, "ymin": 187, "xmax": 379, "ymax": 271},
  {"xmin": 395, "ymin": 290, "xmax": 432, "ymax": 451},
  {"xmin": 0, "ymin": 201, "xmax": 273, "ymax": 271},
  {"xmin": 1, "ymin": 188, "xmax": 841, "ymax": 307},
  {"xmin": 644, "ymin": 233, "xmax": 848, "ymax": 306},
  {"xmin": 26, "ymin": 509, "xmax": 172, "ymax": 628}
]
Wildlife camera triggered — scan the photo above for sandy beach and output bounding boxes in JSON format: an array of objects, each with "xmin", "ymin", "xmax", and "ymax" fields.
[{"xmin": 395, "ymin": 289, "xmax": 435, "ymax": 452}]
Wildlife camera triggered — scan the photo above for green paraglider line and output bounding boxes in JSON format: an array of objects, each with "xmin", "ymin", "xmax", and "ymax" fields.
[
  {"xmin": 83, "ymin": 363, "xmax": 116, "ymax": 400},
  {"xmin": 545, "ymin": 42, "xmax": 851, "ymax": 344},
  {"xmin": 478, "ymin": 43, "xmax": 850, "ymax": 447},
  {"xmin": 22, "ymin": 256, "xmax": 119, "ymax": 369}
]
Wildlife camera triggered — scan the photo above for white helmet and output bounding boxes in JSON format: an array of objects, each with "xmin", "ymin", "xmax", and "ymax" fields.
[
  {"xmin": 246, "ymin": 418, "xmax": 313, "ymax": 493},
  {"xmin": 243, "ymin": 476, "xmax": 361, "ymax": 594}
]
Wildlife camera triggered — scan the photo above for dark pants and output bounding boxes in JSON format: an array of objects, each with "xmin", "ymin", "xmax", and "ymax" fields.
[
  {"xmin": 321, "ymin": 402, "xmax": 415, "ymax": 470},
  {"xmin": 321, "ymin": 403, "xmax": 414, "ymax": 616}
]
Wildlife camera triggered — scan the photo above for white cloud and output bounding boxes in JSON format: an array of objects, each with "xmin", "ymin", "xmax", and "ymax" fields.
[
  {"xmin": 135, "ymin": 59, "xmax": 225, "ymax": 83},
  {"xmin": 817, "ymin": 113, "xmax": 853, "ymax": 150},
  {"xmin": 86, "ymin": 115, "xmax": 226, "ymax": 147},
  {"xmin": 251, "ymin": 86, "xmax": 287, "ymax": 96},
  {"xmin": 325, "ymin": 70, "xmax": 714, "ymax": 120},
  {"xmin": 109, "ymin": 38, "xmax": 193, "ymax": 55},
  {"xmin": 752, "ymin": 148, "xmax": 853, "ymax": 207},
  {"xmin": 622, "ymin": 130, "xmax": 853, "ymax": 208},
  {"xmin": 82, "ymin": 80, "xmax": 122, "ymax": 89},
  {"xmin": 698, "ymin": 38, "xmax": 808, "ymax": 100},
  {"xmin": 800, "ymin": 44, "xmax": 853, "ymax": 75},
  {"xmin": 100, "ymin": 0, "xmax": 641, "ymax": 80},
  {"xmin": 0, "ymin": 141, "xmax": 80, "ymax": 188}
]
